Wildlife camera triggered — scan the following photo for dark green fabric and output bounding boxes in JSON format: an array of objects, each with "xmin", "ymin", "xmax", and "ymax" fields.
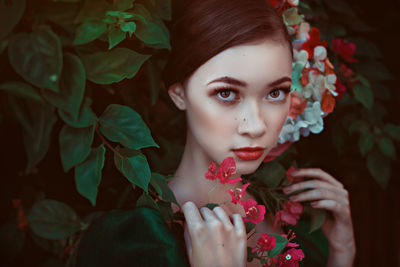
[{"xmin": 75, "ymin": 207, "xmax": 189, "ymax": 267}]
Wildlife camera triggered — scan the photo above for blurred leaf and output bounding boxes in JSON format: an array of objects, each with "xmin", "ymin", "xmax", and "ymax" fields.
[
  {"xmin": 8, "ymin": 96, "xmax": 57, "ymax": 169},
  {"xmin": 43, "ymin": 53, "xmax": 86, "ymax": 120},
  {"xmin": 309, "ymin": 208, "xmax": 326, "ymax": 233},
  {"xmin": 27, "ymin": 199, "xmax": 81, "ymax": 240},
  {"xmin": 108, "ymin": 26, "xmax": 126, "ymax": 49},
  {"xmin": 383, "ymin": 124, "xmax": 400, "ymax": 141},
  {"xmin": 146, "ymin": 58, "xmax": 163, "ymax": 105},
  {"xmin": 356, "ymin": 61, "xmax": 394, "ymax": 81},
  {"xmin": 0, "ymin": 222, "xmax": 26, "ymax": 262},
  {"xmin": 60, "ymin": 124, "xmax": 95, "ymax": 172},
  {"xmin": 73, "ymin": 20, "xmax": 107, "ymax": 45},
  {"xmin": 323, "ymin": 0, "xmax": 355, "ymax": 16},
  {"xmin": 75, "ymin": 145, "xmax": 106, "ymax": 205},
  {"xmin": 352, "ymin": 83, "xmax": 373, "ymax": 110},
  {"xmin": 0, "ymin": 39, "xmax": 8, "ymax": 55},
  {"xmin": 0, "ymin": 81, "xmax": 43, "ymax": 102},
  {"xmin": 113, "ymin": 146, "xmax": 151, "ymax": 192},
  {"xmin": 8, "ymin": 26, "xmax": 62, "ymax": 92},
  {"xmin": 252, "ymin": 161, "xmax": 286, "ymax": 188},
  {"xmin": 150, "ymin": 172, "xmax": 178, "ymax": 205},
  {"xmin": 359, "ymin": 130, "xmax": 375, "ymax": 157},
  {"xmin": 372, "ymin": 83, "xmax": 391, "ymax": 101},
  {"xmin": 59, "ymin": 97, "xmax": 97, "ymax": 128},
  {"xmin": 378, "ymin": 137, "xmax": 396, "ymax": 160},
  {"xmin": 205, "ymin": 203, "xmax": 219, "ymax": 210},
  {"xmin": 245, "ymin": 221, "xmax": 256, "ymax": 234},
  {"xmin": 268, "ymin": 234, "xmax": 288, "ymax": 258},
  {"xmin": 332, "ymin": 124, "xmax": 345, "ymax": 155},
  {"xmin": 99, "ymin": 104, "xmax": 158, "ymax": 149},
  {"xmin": 144, "ymin": 0, "xmax": 171, "ymax": 21},
  {"xmin": 366, "ymin": 148, "xmax": 391, "ymax": 189},
  {"xmin": 81, "ymin": 48, "xmax": 150, "ymax": 84},
  {"xmin": 348, "ymin": 37, "xmax": 382, "ymax": 59},
  {"xmin": 114, "ymin": 0, "xmax": 134, "ymax": 11},
  {"xmin": 136, "ymin": 192, "xmax": 159, "ymax": 210},
  {"xmin": 39, "ymin": 2, "xmax": 80, "ymax": 31},
  {"xmin": 158, "ymin": 200, "xmax": 174, "ymax": 221},
  {"xmin": 74, "ymin": 0, "xmax": 109, "ymax": 23},
  {"xmin": 0, "ymin": 0, "xmax": 25, "ymax": 40}
]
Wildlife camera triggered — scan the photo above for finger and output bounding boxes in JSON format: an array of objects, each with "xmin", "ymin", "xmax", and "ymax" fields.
[
  {"xmin": 182, "ymin": 201, "xmax": 204, "ymax": 233},
  {"xmin": 184, "ymin": 223, "xmax": 193, "ymax": 264},
  {"xmin": 200, "ymin": 207, "xmax": 218, "ymax": 222},
  {"xmin": 232, "ymin": 213, "xmax": 246, "ymax": 237},
  {"xmin": 213, "ymin": 206, "xmax": 233, "ymax": 228},
  {"xmin": 310, "ymin": 200, "xmax": 351, "ymax": 223},
  {"xmin": 289, "ymin": 189, "xmax": 348, "ymax": 205},
  {"xmin": 290, "ymin": 168, "xmax": 343, "ymax": 187},
  {"xmin": 284, "ymin": 180, "xmax": 347, "ymax": 197}
]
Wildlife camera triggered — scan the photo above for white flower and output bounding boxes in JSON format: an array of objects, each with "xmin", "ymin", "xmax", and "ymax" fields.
[
  {"xmin": 293, "ymin": 49, "xmax": 310, "ymax": 68},
  {"xmin": 324, "ymin": 74, "xmax": 338, "ymax": 97},
  {"xmin": 313, "ymin": 46, "xmax": 327, "ymax": 72},
  {"xmin": 303, "ymin": 102, "xmax": 324, "ymax": 134},
  {"xmin": 288, "ymin": 0, "xmax": 299, "ymax": 6}
]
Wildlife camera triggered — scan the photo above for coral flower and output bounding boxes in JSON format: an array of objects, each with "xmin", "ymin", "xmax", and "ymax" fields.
[
  {"xmin": 252, "ymin": 233, "xmax": 276, "ymax": 253},
  {"xmin": 288, "ymin": 93, "xmax": 307, "ymax": 120},
  {"xmin": 279, "ymin": 248, "xmax": 305, "ymax": 267},
  {"xmin": 227, "ymin": 183, "xmax": 250, "ymax": 204},
  {"xmin": 321, "ymin": 90, "xmax": 336, "ymax": 114},
  {"xmin": 240, "ymin": 198, "xmax": 266, "ymax": 224},
  {"xmin": 273, "ymin": 201, "xmax": 303, "ymax": 228}
]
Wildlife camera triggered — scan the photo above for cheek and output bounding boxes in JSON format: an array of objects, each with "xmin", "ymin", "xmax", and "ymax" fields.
[{"xmin": 264, "ymin": 104, "xmax": 290, "ymax": 136}]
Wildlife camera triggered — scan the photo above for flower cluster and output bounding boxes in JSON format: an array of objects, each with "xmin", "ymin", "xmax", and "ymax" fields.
[
  {"xmin": 269, "ymin": 0, "xmax": 357, "ymax": 151},
  {"xmin": 204, "ymin": 157, "xmax": 304, "ymax": 266}
]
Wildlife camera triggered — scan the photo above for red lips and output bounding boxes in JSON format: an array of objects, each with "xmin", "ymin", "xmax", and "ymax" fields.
[{"xmin": 232, "ymin": 147, "xmax": 264, "ymax": 161}]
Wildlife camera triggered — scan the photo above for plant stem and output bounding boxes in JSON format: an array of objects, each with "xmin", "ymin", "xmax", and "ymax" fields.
[{"xmin": 95, "ymin": 123, "xmax": 124, "ymax": 158}]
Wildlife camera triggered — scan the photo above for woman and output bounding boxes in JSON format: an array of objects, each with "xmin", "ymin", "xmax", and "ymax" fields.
[{"xmin": 76, "ymin": 0, "xmax": 355, "ymax": 266}]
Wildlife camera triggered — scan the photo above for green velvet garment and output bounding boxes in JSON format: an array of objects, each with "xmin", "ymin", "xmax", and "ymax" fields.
[{"xmin": 75, "ymin": 207, "xmax": 328, "ymax": 266}]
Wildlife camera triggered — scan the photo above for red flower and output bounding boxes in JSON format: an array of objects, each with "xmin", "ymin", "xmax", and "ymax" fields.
[
  {"xmin": 227, "ymin": 183, "xmax": 250, "ymax": 204},
  {"xmin": 332, "ymin": 38, "xmax": 358, "ymax": 63},
  {"xmin": 252, "ymin": 233, "xmax": 276, "ymax": 253},
  {"xmin": 335, "ymin": 79, "xmax": 347, "ymax": 100},
  {"xmin": 321, "ymin": 90, "xmax": 336, "ymax": 114},
  {"xmin": 279, "ymin": 248, "xmax": 305, "ymax": 267},
  {"xmin": 12, "ymin": 199, "xmax": 28, "ymax": 231},
  {"xmin": 286, "ymin": 166, "xmax": 303, "ymax": 183},
  {"xmin": 340, "ymin": 63, "xmax": 353, "ymax": 78},
  {"xmin": 269, "ymin": 0, "xmax": 280, "ymax": 8},
  {"xmin": 288, "ymin": 94, "xmax": 307, "ymax": 120},
  {"xmin": 301, "ymin": 27, "xmax": 327, "ymax": 59},
  {"xmin": 204, "ymin": 157, "xmax": 242, "ymax": 185},
  {"xmin": 263, "ymin": 142, "xmax": 291, "ymax": 162},
  {"xmin": 240, "ymin": 198, "xmax": 266, "ymax": 224},
  {"xmin": 273, "ymin": 201, "xmax": 303, "ymax": 228}
]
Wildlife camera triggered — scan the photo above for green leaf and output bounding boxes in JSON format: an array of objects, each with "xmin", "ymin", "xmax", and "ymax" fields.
[
  {"xmin": 43, "ymin": 53, "xmax": 86, "ymax": 120},
  {"xmin": 378, "ymin": 137, "xmax": 396, "ymax": 160},
  {"xmin": 108, "ymin": 26, "xmax": 126, "ymax": 49},
  {"xmin": 75, "ymin": 145, "xmax": 106, "ymax": 205},
  {"xmin": 356, "ymin": 61, "xmax": 394, "ymax": 81},
  {"xmin": 358, "ymin": 130, "xmax": 375, "ymax": 157},
  {"xmin": 309, "ymin": 208, "xmax": 326, "ymax": 233},
  {"xmin": 205, "ymin": 203, "xmax": 219, "ymax": 210},
  {"xmin": 252, "ymin": 162, "xmax": 286, "ymax": 188},
  {"xmin": 8, "ymin": 26, "xmax": 62, "ymax": 92},
  {"xmin": 27, "ymin": 199, "xmax": 81, "ymax": 240},
  {"xmin": 99, "ymin": 104, "xmax": 158, "ymax": 149},
  {"xmin": 132, "ymin": 4, "xmax": 170, "ymax": 49},
  {"xmin": 150, "ymin": 173, "xmax": 178, "ymax": 204},
  {"xmin": 268, "ymin": 234, "xmax": 288, "ymax": 258},
  {"xmin": 383, "ymin": 124, "xmax": 400, "ymax": 141},
  {"xmin": 8, "ymin": 96, "xmax": 57, "ymax": 169},
  {"xmin": 113, "ymin": 146, "xmax": 151, "ymax": 192},
  {"xmin": 59, "ymin": 97, "xmax": 97, "ymax": 128},
  {"xmin": 352, "ymin": 83, "xmax": 373, "ymax": 110},
  {"xmin": 349, "ymin": 37, "xmax": 382, "ymax": 59},
  {"xmin": 73, "ymin": 20, "xmax": 107, "ymax": 45},
  {"xmin": 114, "ymin": 0, "xmax": 134, "ymax": 11},
  {"xmin": 0, "ymin": 81, "xmax": 43, "ymax": 102},
  {"xmin": 158, "ymin": 200, "xmax": 174, "ymax": 221},
  {"xmin": 366, "ymin": 148, "xmax": 391, "ymax": 189},
  {"xmin": 0, "ymin": 0, "xmax": 26, "ymax": 40},
  {"xmin": 81, "ymin": 48, "xmax": 150, "ymax": 84},
  {"xmin": 60, "ymin": 124, "xmax": 95, "ymax": 172},
  {"xmin": 282, "ymin": 7, "xmax": 304, "ymax": 26},
  {"xmin": 120, "ymin": 21, "xmax": 136, "ymax": 36},
  {"xmin": 136, "ymin": 192, "xmax": 160, "ymax": 211},
  {"xmin": 151, "ymin": 0, "xmax": 171, "ymax": 21},
  {"xmin": 0, "ymin": 222, "xmax": 26, "ymax": 262}
]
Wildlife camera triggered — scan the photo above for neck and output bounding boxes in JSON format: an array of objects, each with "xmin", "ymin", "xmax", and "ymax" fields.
[{"xmin": 169, "ymin": 131, "xmax": 240, "ymax": 207}]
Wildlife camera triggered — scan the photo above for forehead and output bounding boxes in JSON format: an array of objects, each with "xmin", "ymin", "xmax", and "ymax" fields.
[{"xmin": 187, "ymin": 40, "xmax": 292, "ymax": 88}]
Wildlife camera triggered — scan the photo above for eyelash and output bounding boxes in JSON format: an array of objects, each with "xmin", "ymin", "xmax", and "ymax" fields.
[{"xmin": 213, "ymin": 86, "xmax": 291, "ymax": 104}]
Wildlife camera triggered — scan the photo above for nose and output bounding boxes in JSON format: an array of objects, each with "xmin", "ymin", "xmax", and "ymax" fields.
[{"xmin": 237, "ymin": 100, "xmax": 266, "ymax": 138}]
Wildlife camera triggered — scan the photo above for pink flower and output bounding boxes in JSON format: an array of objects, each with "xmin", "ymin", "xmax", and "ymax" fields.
[
  {"xmin": 285, "ymin": 166, "xmax": 303, "ymax": 183},
  {"xmin": 252, "ymin": 233, "xmax": 276, "ymax": 253},
  {"xmin": 334, "ymin": 79, "xmax": 347, "ymax": 100},
  {"xmin": 240, "ymin": 198, "xmax": 266, "ymax": 224},
  {"xmin": 340, "ymin": 63, "xmax": 353, "ymax": 78},
  {"xmin": 273, "ymin": 201, "xmax": 303, "ymax": 228},
  {"xmin": 205, "ymin": 157, "xmax": 242, "ymax": 185},
  {"xmin": 332, "ymin": 38, "xmax": 358, "ymax": 63},
  {"xmin": 227, "ymin": 183, "xmax": 250, "ymax": 204},
  {"xmin": 279, "ymin": 248, "xmax": 305, "ymax": 267}
]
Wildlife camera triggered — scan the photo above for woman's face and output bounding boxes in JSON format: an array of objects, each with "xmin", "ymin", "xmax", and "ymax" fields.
[{"xmin": 169, "ymin": 40, "xmax": 293, "ymax": 175}]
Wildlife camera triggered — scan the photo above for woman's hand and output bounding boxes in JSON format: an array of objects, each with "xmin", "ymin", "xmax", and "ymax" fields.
[
  {"xmin": 182, "ymin": 201, "xmax": 247, "ymax": 267},
  {"xmin": 283, "ymin": 168, "xmax": 356, "ymax": 267}
]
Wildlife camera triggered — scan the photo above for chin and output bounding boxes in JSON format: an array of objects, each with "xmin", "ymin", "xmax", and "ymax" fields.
[{"xmin": 235, "ymin": 159, "xmax": 263, "ymax": 175}]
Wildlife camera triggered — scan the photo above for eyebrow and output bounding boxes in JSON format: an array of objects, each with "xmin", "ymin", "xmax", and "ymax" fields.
[{"xmin": 207, "ymin": 76, "xmax": 291, "ymax": 88}]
